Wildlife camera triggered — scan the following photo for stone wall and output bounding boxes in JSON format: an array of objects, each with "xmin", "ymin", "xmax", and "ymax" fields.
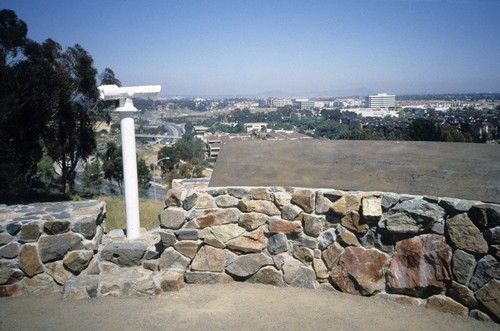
[
  {"xmin": 1, "ymin": 188, "xmax": 499, "ymax": 323},
  {"xmin": 0, "ymin": 201, "xmax": 105, "ymax": 296}
]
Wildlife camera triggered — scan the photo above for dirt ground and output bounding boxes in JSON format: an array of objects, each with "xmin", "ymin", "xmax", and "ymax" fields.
[{"xmin": 1, "ymin": 283, "xmax": 498, "ymax": 331}]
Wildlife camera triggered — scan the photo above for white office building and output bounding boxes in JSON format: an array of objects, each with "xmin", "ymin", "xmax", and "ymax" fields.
[{"xmin": 365, "ymin": 93, "xmax": 396, "ymax": 108}]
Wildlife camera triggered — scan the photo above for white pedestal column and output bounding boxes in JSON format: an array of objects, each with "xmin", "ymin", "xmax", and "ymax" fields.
[{"xmin": 119, "ymin": 110, "xmax": 140, "ymax": 239}]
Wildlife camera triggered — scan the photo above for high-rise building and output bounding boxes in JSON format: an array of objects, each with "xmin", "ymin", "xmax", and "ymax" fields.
[{"xmin": 365, "ymin": 93, "xmax": 396, "ymax": 108}]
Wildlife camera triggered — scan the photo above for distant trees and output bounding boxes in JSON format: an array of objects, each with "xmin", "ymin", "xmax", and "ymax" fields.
[{"xmin": 0, "ymin": 9, "xmax": 115, "ymax": 202}]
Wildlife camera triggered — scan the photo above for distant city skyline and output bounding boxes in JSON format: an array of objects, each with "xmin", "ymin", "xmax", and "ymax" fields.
[{"xmin": 3, "ymin": 0, "xmax": 500, "ymax": 97}]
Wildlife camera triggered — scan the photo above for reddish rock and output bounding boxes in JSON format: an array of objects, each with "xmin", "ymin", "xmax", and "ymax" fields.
[
  {"xmin": 0, "ymin": 283, "xmax": 26, "ymax": 297},
  {"xmin": 386, "ymin": 234, "xmax": 452, "ymax": 298},
  {"xmin": 291, "ymin": 189, "xmax": 315, "ymax": 213},
  {"xmin": 330, "ymin": 246, "xmax": 389, "ymax": 296},
  {"xmin": 196, "ymin": 208, "xmax": 240, "ymax": 229},
  {"xmin": 267, "ymin": 218, "xmax": 302, "ymax": 235}
]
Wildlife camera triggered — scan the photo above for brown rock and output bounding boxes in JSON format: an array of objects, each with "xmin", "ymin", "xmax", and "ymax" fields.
[
  {"xmin": 226, "ymin": 227, "xmax": 267, "ymax": 253},
  {"xmin": 43, "ymin": 220, "xmax": 71, "ymax": 234},
  {"xmin": 45, "ymin": 261, "xmax": 72, "ymax": 285},
  {"xmin": 238, "ymin": 212, "xmax": 268, "ymax": 231},
  {"xmin": 375, "ymin": 293, "xmax": 425, "ymax": 306},
  {"xmin": 209, "ymin": 223, "xmax": 246, "ymax": 243},
  {"xmin": 447, "ymin": 281, "xmax": 478, "ymax": 308},
  {"xmin": 362, "ymin": 196, "xmax": 382, "ymax": 219},
  {"xmin": 238, "ymin": 199, "xmax": 280, "ymax": 216},
  {"xmin": 18, "ymin": 222, "xmax": 41, "ymax": 243},
  {"xmin": 174, "ymin": 240, "xmax": 201, "ymax": 259},
  {"xmin": 63, "ymin": 250, "xmax": 94, "ymax": 274},
  {"xmin": 272, "ymin": 191, "xmax": 292, "ymax": 208},
  {"xmin": 191, "ymin": 245, "xmax": 227, "ymax": 272},
  {"xmin": 18, "ymin": 244, "xmax": 44, "ymax": 277},
  {"xmin": 337, "ymin": 227, "xmax": 361, "ymax": 247},
  {"xmin": 250, "ymin": 187, "xmax": 271, "ymax": 201},
  {"xmin": 425, "ymin": 295, "xmax": 468, "ymax": 316},
  {"xmin": 330, "ymin": 195, "xmax": 361, "ymax": 216},
  {"xmin": 195, "ymin": 194, "xmax": 216, "ymax": 209},
  {"xmin": 330, "ymin": 246, "xmax": 389, "ymax": 296},
  {"xmin": 248, "ymin": 266, "xmax": 284, "ymax": 286},
  {"xmin": 215, "ymin": 195, "xmax": 240, "ymax": 208},
  {"xmin": 475, "ymin": 279, "xmax": 500, "ymax": 320},
  {"xmin": 184, "ymin": 271, "xmax": 234, "ymax": 284},
  {"xmin": 386, "ymin": 234, "xmax": 452, "ymax": 298},
  {"xmin": 291, "ymin": 189, "xmax": 315, "ymax": 213},
  {"xmin": 447, "ymin": 213, "xmax": 489, "ymax": 254},
  {"xmin": 158, "ymin": 272, "xmax": 185, "ymax": 291},
  {"xmin": 313, "ymin": 258, "xmax": 329, "ymax": 281},
  {"xmin": 164, "ymin": 189, "xmax": 182, "ymax": 207},
  {"xmin": 292, "ymin": 245, "xmax": 314, "ymax": 265},
  {"xmin": 340, "ymin": 211, "xmax": 368, "ymax": 234},
  {"xmin": 267, "ymin": 218, "xmax": 302, "ymax": 235},
  {"xmin": 322, "ymin": 242, "xmax": 344, "ymax": 270}
]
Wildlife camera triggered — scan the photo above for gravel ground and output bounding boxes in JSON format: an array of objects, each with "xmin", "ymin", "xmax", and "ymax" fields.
[{"xmin": 1, "ymin": 283, "xmax": 498, "ymax": 331}]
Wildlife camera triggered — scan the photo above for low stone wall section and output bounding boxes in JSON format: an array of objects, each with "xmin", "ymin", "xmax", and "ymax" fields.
[
  {"xmin": 0, "ymin": 200, "xmax": 105, "ymax": 296},
  {"xmin": 1, "ymin": 188, "xmax": 499, "ymax": 324}
]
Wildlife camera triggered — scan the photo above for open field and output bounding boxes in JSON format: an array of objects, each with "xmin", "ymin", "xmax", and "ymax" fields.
[{"xmin": 99, "ymin": 196, "xmax": 164, "ymax": 231}]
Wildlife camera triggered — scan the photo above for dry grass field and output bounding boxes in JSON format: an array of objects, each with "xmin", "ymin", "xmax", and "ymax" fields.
[{"xmin": 99, "ymin": 196, "xmax": 164, "ymax": 231}]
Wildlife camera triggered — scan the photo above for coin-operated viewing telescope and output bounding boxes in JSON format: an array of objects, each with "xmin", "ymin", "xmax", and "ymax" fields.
[
  {"xmin": 98, "ymin": 84, "xmax": 161, "ymax": 111},
  {"xmin": 98, "ymin": 84, "xmax": 162, "ymax": 239}
]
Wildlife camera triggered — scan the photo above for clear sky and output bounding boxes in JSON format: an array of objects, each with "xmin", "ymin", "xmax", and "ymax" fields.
[{"xmin": 3, "ymin": 0, "xmax": 500, "ymax": 97}]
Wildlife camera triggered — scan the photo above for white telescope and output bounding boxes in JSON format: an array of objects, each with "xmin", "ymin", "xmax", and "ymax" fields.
[{"xmin": 98, "ymin": 84, "xmax": 162, "ymax": 239}]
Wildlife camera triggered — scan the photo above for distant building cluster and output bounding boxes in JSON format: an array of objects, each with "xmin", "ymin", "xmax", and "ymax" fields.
[{"xmin": 365, "ymin": 93, "xmax": 396, "ymax": 109}]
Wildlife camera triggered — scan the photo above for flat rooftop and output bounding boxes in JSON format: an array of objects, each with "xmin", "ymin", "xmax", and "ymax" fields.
[{"xmin": 209, "ymin": 140, "xmax": 500, "ymax": 203}]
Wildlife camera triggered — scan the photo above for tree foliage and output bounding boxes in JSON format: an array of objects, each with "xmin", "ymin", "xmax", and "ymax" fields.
[{"xmin": 0, "ymin": 9, "xmax": 113, "ymax": 202}]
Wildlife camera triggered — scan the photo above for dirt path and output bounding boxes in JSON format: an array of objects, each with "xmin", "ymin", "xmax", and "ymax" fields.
[{"xmin": 1, "ymin": 283, "xmax": 498, "ymax": 331}]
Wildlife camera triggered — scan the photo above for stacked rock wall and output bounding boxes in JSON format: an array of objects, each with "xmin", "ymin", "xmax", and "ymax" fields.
[
  {"xmin": 156, "ymin": 187, "xmax": 499, "ymax": 321},
  {"xmin": 0, "ymin": 201, "xmax": 105, "ymax": 296},
  {"xmin": 1, "ymin": 188, "xmax": 499, "ymax": 323}
]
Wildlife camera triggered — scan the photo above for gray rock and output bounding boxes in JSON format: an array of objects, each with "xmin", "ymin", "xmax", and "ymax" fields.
[
  {"xmin": 315, "ymin": 192, "xmax": 333, "ymax": 214},
  {"xmin": 43, "ymin": 220, "xmax": 71, "ymax": 235},
  {"xmin": 184, "ymin": 271, "xmax": 233, "ymax": 284},
  {"xmin": 379, "ymin": 199, "xmax": 445, "ymax": 234},
  {"xmin": 321, "ymin": 242, "xmax": 344, "ymax": 270},
  {"xmin": 439, "ymin": 198, "xmax": 476, "ymax": 216},
  {"xmin": 469, "ymin": 255, "xmax": 500, "ymax": 292},
  {"xmin": 6, "ymin": 222, "xmax": 21, "ymax": 235},
  {"xmin": 452, "ymin": 249, "xmax": 476, "ymax": 285},
  {"xmin": 45, "ymin": 261, "xmax": 72, "ymax": 285},
  {"xmin": 248, "ymin": 266, "xmax": 284, "ymax": 287},
  {"xmin": 282, "ymin": 204, "xmax": 303, "ymax": 221},
  {"xmin": 474, "ymin": 279, "xmax": 500, "ymax": 321},
  {"xmin": 296, "ymin": 234, "xmax": 319, "ymax": 249},
  {"xmin": 359, "ymin": 229, "xmax": 393, "ymax": 254},
  {"xmin": 0, "ymin": 232, "xmax": 13, "ymax": 246},
  {"xmin": 381, "ymin": 192, "xmax": 400, "ymax": 210},
  {"xmin": 158, "ymin": 247, "xmax": 191, "ymax": 272},
  {"xmin": 484, "ymin": 226, "xmax": 500, "ymax": 245},
  {"xmin": 159, "ymin": 207, "xmax": 186, "ymax": 230},
  {"xmin": 292, "ymin": 244, "xmax": 314, "ymax": 265},
  {"xmin": 101, "ymin": 242, "xmax": 147, "ymax": 267},
  {"xmin": 159, "ymin": 229, "xmax": 177, "ymax": 247},
  {"xmin": 446, "ymin": 213, "xmax": 488, "ymax": 254},
  {"xmin": 0, "ymin": 242, "xmax": 19, "ymax": 259},
  {"xmin": 468, "ymin": 203, "xmax": 500, "ymax": 230},
  {"xmin": 164, "ymin": 189, "xmax": 183, "ymax": 208},
  {"xmin": 425, "ymin": 295, "xmax": 468, "ymax": 316},
  {"xmin": 71, "ymin": 217, "xmax": 96, "ymax": 239},
  {"xmin": 183, "ymin": 190, "xmax": 199, "ymax": 210},
  {"xmin": 290, "ymin": 266, "xmax": 318, "ymax": 289},
  {"xmin": 267, "ymin": 233, "xmax": 288, "ymax": 255},
  {"xmin": 38, "ymin": 232, "xmax": 85, "ymax": 263},
  {"xmin": 176, "ymin": 229, "xmax": 198, "ymax": 240},
  {"xmin": 227, "ymin": 187, "xmax": 251, "ymax": 199},
  {"xmin": 303, "ymin": 214, "xmax": 322, "ymax": 237},
  {"xmin": 239, "ymin": 199, "xmax": 280, "ymax": 216},
  {"xmin": 62, "ymin": 277, "xmax": 90, "ymax": 300},
  {"xmin": 225, "ymin": 253, "xmax": 273, "ymax": 278},
  {"xmin": 0, "ymin": 268, "xmax": 24, "ymax": 285},
  {"xmin": 318, "ymin": 228, "xmax": 337, "ymax": 250},
  {"xmin": 469, "ymin": 309, "xmax": 492, "ymax": 322},
  {"xmin": 215, "ymin": 195, "xmax": 240, "ymax": 208},
  {"xmin": 282, "ymin": 258, "xmax": 304, "ymax": 284},
  {"xmin": 205, "ymin": 187, "xmax": 227, "ymax": 197}
]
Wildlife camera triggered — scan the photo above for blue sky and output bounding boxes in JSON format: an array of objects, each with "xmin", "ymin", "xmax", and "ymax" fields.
[{"xmin": 3, "ymin": 0, "xmax": 500, "ymax": 97}]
